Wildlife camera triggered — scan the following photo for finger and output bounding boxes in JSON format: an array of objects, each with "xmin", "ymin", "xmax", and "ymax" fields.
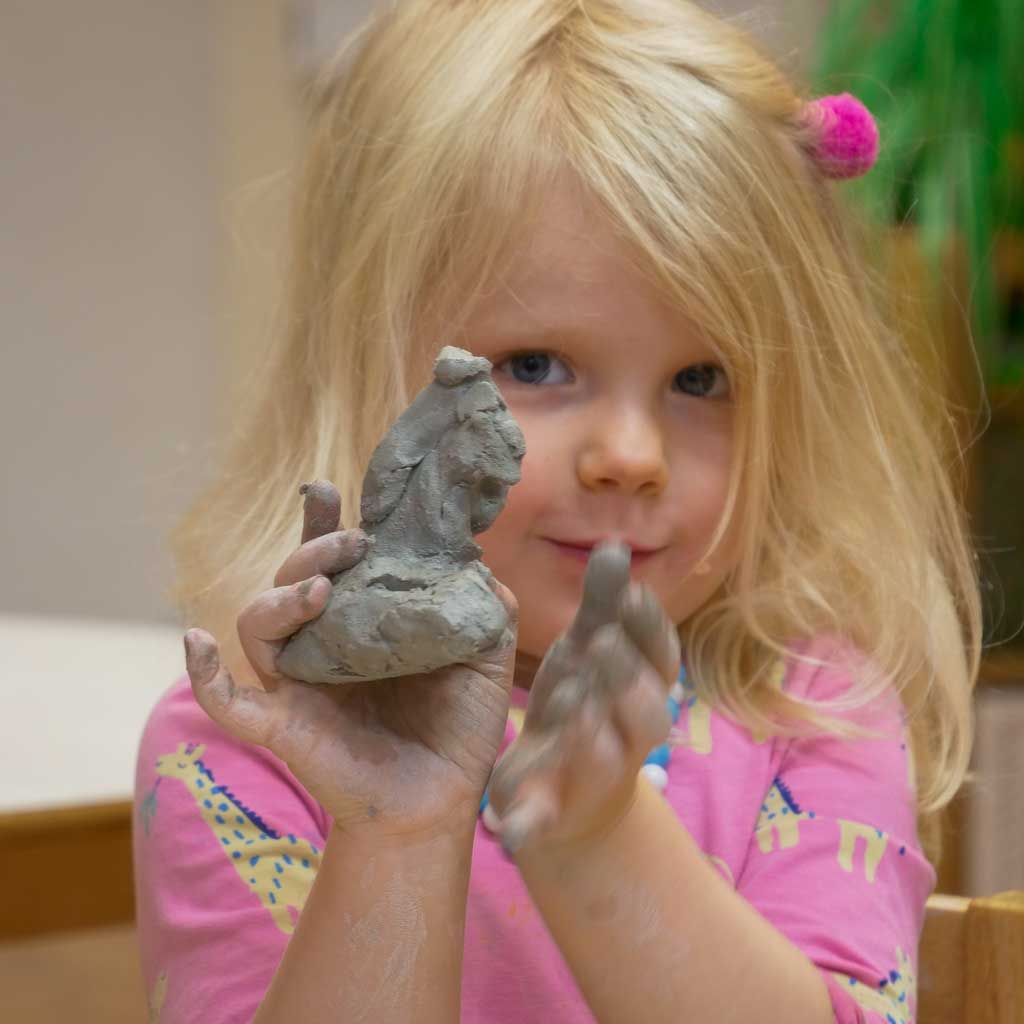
[
  {"xmin": 481, "ymin": 574, "xmax": 519, "ymax": 653},
  {"xmin": 586, "ymin": 626, "xmax": 671, "ymax": 752},
  {"xmin": 185, "ymin": 628, "xmax": 279, "ymax": 747},
  {"xmin": 566, "ymin": 541, "xmax": 631, "ymax": 649},
  {"xmin": 299, "ymin": 479, "xmax": 342, "ymax": 543},
  {"xmin": 273, "ymin": 529, "xmax": 371, "ymax": 588},
  {"xmin": 487, "ymin": 576, "xmax": 519, "ymax": 628},
  {"xmin": 536, "ymin": 672, "xmax": 590, "ymax": 733},
  {"xmin": 498, "ymin": 782, "xmax": 560, "ymax": 856},
  {"xmin": 610, "ymin": 668, "xmax": 672, "ymax": 755},
  {"xmin": 488, "ymin": 732, "xmax": 563, "ymax": 817},
  {"xmin": 563, "ymin": 700, "xmax": 629, "ymax": 788},
  {"xmin": 524, "ymin": 637, "xmax": 581, "ymax": 726},
  {"xmin": 619, "ymin": 583, "xmax": 682, "ymax": 687},
  {"xmin": 584, "ymin": 623, "xmax": 645, "ymax": 701},
  {"xmin": 237, "ymin": 576, "xmax": 332, "ymax": 689}
]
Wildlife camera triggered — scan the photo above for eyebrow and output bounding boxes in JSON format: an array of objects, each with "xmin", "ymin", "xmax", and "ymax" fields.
[
  {"xmin": 479, "ymin": 323, "xmax": 719, "ymax": 364},
  {"xmin": 479, "ymin": 323, "xmax": 592, "ymax": 346}
]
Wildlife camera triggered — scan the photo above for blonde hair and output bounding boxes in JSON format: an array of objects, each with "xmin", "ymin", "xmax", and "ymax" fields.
[{"xmin": 170, "ymin": 0, "xmax": 981, "ymax": 864}]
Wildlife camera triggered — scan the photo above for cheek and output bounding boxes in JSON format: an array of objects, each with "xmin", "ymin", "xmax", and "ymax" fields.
[
  {"xmin": 475, "ymin": 443, "xmax": 550, "ymax": 563},
  {"xmin": 475, "ymin": 444, "xmax": 577, "ymax": 655},
  {"xmin": 656, "ymin": 423, "xmax": 741, "ymax": 617},
  {"xmin": 667, "ymin": 419, "xmax": 734, "ymax": 533}
]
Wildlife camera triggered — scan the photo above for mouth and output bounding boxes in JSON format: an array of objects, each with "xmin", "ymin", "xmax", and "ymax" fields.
[{"xmin": 545, "ymin": 538, "xmax": 664, "ymax": 565}]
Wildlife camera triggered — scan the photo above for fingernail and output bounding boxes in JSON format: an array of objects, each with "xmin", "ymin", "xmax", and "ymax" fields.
[
  {"xmin": 499, "ymin": 803, "xmax": 534, "ymax": 856},
  {"xmin": 183, "ymin": 628, "xmax": 199, "ymax": 662},
  {"xmin": 343, "ymin": 532, "xmax": 371, "ymax": 558},
  {"xmin": 500, "ymin": 826, "xmax": 526, "ymax": 857},
  {"xmin": 296, "ymin": 576, "xmax": 327, "ymax": 599},
  {"xmin": 184, "ymin": 629, "xmax": 216, "ymax": 683}
]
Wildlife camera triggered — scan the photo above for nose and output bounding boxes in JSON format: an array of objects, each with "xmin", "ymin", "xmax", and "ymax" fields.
[{"xmin": 576, "ymin": 405, "xmax": 669, "ymax": 497}]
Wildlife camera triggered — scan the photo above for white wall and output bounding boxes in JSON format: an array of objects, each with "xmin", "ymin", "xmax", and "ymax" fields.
[{"xmin": 1, "ymin": 1, "xmax": 220, "ymax": 624}]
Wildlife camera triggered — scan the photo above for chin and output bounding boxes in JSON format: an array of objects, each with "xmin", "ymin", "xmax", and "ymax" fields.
[{"xmin": 514, "ymin": 597, "xmax": 577, "ymax": 659}]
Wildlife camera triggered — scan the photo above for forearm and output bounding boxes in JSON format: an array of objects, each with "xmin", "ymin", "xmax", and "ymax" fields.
[
  {"xmin": 516, "ymin": 779, "xmax": 834, "ymax": 1024},
  {"xmin": 254, "ymin": 815, "xmax": 477, "ymax": 1024}
]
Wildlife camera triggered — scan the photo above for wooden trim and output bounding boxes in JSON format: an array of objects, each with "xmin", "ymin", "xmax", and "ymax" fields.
[
  {"xmin": 920, "ymin": 894, "xmax": 969, "ymax": 1023},
  {"xmin": 965, "ymin": 892, "xmax": 1024, "ymax": 1024},
  {"xmin": 0, "ymin": 923, "xmax": 146, "ymax": 1019},
  {"xmin": 980, "ymin": 648, "xmax": 1024, "ymax": 686},
  {"xmin": 919, "ymin": 891, "xmax": 1024, "ymax": 1024},
  {"xmin": 0, "ymin": 799, "xmax": 134, "ymax": 941}
]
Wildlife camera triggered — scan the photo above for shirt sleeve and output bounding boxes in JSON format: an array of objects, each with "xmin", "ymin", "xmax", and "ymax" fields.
[
  {"xmin": 132, "ymin": 675, "xmax": 329, "ymax": 1024},
  {"xmin": 736, "ymin": 636, "xmax": 936, "ymax": 1024}
]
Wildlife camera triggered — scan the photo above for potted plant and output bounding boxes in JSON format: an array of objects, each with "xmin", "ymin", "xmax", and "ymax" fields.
[{"xmin": 810, "ymin": 0, "xmax": 1024, "ymax": 391}]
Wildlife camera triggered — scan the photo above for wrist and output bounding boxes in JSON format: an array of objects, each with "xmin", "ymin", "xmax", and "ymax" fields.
[
  {"xmin": 517, "ymin": 776, "xmax": 643, "ymax": 863},
  {"xmin": 329, "ymin": 798, "xmax": 480, "ymax": 853},
  {"xmin": 514, "ymin": 778, "xmax": 669, "ymax": 889}
]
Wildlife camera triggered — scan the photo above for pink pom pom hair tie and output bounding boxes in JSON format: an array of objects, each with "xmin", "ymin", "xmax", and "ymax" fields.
[{"xmin": 801, "ymin": 92, "xmax": 880, "ymax": 180}]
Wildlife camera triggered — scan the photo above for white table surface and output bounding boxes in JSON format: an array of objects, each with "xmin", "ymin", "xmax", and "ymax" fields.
[{"xmin": 0, "ymin": 613, "xmax": 186, "ymax": 813}]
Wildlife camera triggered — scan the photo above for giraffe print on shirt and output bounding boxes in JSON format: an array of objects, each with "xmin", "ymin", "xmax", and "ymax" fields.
[
  {"xmin": 150, "ymin": 742, "xmax": 321, "ymax": 934},
  {"xmin": 755, "ymin": 775, "xmax": 893, "ymax": 883},
  {"xmin": 668, "ymin": 672, "xmax": 713, "ymax": 755},
  {"xmin": 830, "ymin": 947, "xmax": 915, "ymax": 1024},
  {"xmin": 755, "ymin": 777, "xmax": 816, "ymax": 852}
]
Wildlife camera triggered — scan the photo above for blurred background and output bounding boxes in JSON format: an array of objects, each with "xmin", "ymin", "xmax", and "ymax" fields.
[{"xmin": 1, "ymin": 1, "xmax": 1021, "ymax": 1019}]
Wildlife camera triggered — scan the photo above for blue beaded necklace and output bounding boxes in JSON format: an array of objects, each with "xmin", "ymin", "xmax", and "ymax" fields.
[{"xmin": 480, "ymin": 664, "xmax": 688, "ymax": 827}]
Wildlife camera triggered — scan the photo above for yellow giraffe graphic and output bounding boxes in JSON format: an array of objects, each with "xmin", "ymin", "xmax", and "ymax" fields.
[
  {"xmin": 755, "ymin": 777, "xmax": 814, "ymax": 853},
  {"xmin": 508, "ymin": 706, "xmax": 526, "ymax": 736},
  {"xmin": 830, "ymin": 947, "xmax": 915, "ymax": 1024},
  {"xmin": 148, "ymin": 969, "xmax": 168, "ymax": 1024},
  {"xmin": 837, "ymin": 820, "xmax": 889, "ymax": 882},
  {"xmin": 670, "ymin": 676, "xmax": 713, "ymax": 755},
  {"xmin": 154, "ymin": 742, "xmax": 321, "ymax": 934}
]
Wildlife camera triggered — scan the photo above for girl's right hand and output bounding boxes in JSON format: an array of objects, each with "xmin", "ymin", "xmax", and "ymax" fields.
[{"xmin": 183, "ymin": 480, "xmax": 518, "ymax": 842}]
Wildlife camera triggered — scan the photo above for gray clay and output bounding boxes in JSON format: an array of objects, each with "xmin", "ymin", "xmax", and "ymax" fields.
[{"xmin": 276, "ymin": 346, "xmax": 526, "ymax": 684}]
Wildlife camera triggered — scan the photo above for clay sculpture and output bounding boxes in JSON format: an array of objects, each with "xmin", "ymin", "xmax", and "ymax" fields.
[{"xmin": 276, "ymin": 345, "xmax": 526, "ymax": 684}]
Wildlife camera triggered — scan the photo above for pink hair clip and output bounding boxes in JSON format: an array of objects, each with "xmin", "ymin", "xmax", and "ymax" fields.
[{"xmin": 801, "ymin": 92, "xmax": 880, "ymax": 180}]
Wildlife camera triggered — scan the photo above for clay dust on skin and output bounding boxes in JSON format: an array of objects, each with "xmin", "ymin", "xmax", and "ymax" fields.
[
  {"xmin": 342, "ymin": 890, "xmax": 427, "ymax": 1021},
  {"xmin": 339, "ymin": 856, "xmax": 429, "ymax": 1022}
]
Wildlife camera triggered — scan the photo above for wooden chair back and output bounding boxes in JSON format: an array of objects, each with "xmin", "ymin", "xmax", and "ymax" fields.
[{"xmin": 918, "ymin": 891, "xmax": 1024, "ymax": 1023}]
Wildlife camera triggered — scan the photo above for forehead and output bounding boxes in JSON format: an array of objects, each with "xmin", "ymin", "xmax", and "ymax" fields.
[{"xmin": 462, "ymin": 180, "xmax": 696, "ymax": 345}]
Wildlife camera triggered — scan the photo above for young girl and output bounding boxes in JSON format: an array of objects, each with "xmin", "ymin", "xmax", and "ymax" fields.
[{"xmin": 133, "ymin": 2, "xmax": 982, "ymax": 1021}]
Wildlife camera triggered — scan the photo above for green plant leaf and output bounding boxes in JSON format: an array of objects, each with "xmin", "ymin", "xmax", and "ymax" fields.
[{"xmin": 813, "ymin": 0, "xmax": 1020, "ymax": 381}]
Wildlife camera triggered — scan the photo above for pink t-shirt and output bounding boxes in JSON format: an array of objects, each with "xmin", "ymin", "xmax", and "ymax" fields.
[{"xmin": 133, "ymin": 633, "xmax": 933, "ymax": 1023}]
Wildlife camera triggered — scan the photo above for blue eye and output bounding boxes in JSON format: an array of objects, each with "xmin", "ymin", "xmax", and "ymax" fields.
[
  {"xmin": 499, "ymin": 351, "xmax": 570, "ymax": 386},
  {"xmin": 674, "ymin": 364, "xmax": 729, "ymax": 399}
]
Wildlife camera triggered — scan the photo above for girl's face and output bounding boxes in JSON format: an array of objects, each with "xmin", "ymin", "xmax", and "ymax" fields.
[{"xmin": 446, "ymin": 180, "xmax": 742, "ymax": 663}]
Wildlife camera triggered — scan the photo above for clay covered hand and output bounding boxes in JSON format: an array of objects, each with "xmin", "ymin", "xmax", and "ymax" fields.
[
  {"xmin": 184, "ymin": 481, "xmax": 521, "ymax": 836},
  {"xmin": 484, "ymin": 542, "xmax": 682, "ymax": 855},
  {"xmin": 277, "ymin": 346, "xmax": 526, "ymax": 685}
]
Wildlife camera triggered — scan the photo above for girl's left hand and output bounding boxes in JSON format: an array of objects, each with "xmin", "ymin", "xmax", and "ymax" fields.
[{"xmin": 486, "ymin": 542, "xmax": 681, "ymax": 856}]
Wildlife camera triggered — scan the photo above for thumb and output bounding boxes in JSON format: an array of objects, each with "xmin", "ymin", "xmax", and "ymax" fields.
[
  {"xmin": 489, "ymin": 577, "xmax": 519, "ymax": 643},
  {"xmin": 487, "ymin": 576, "xmax": 518, "ymax": 657},
  {"xmin": 184, "ymin": 628, "xmax": 279, "ymax": 748},
  {"xmin": 469, "ymin": 576, "xmax": 518, "ymax": 683}
]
